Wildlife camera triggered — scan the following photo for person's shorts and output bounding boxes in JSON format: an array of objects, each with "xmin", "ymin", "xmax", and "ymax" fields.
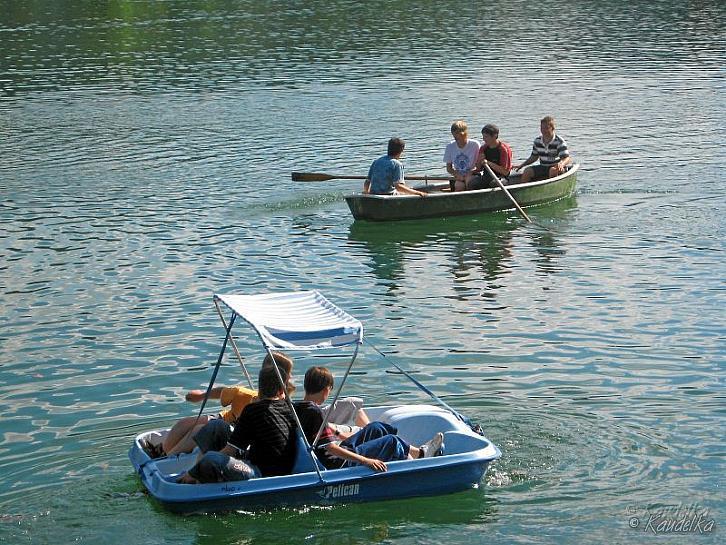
[
  {"xmin": 528, "ymin": 164, "xmax": 552, "ymax": 181},
  {"xmin": 188, "ymin": 451, "xmax": 261, "ymax": 483},
  {"xmin": 530, "ymin": 163, "xmax": 571, "ymax": 181}
]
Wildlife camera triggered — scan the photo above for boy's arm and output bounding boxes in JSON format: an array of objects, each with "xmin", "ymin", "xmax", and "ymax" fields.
[
  {"xmin": 364, "ymin": 160, "xmax": 376, "ymax": 194},
  {"xmin": 329, "ymin": 426, "xmax": 354, "ymax": 441},
  {"xmin": 394, "ymin": 182, "xmax": 426, "ymax": 197},
  {"xmin": 324, "ymin": 442, "xmax": 387, "ymax": 472},
  {"xmin": 514, "ymin": 153, "xmax": 537, "ymax": 171},
  {"xmin": 554, "ymin": 155, "xmax": 572, "ymax": 174},
  {"xmin": 220, "ymin": 444, "xmax": 239, "ymax": 456},
  {"xmin": 185, "ymin": 387, "xmax": 225, "ymax": 403},
  {"xmin": 484, "ymin": 159, "xmax": 509, "ymax": 177},
  {"xmin": 474, "ymin": 148, "xmax": 486, "ymax": 171}
]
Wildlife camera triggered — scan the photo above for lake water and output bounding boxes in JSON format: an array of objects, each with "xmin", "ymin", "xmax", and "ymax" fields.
[{"xmin": 1, "ymin": 1, "xmax": 724, "ymax": 543}]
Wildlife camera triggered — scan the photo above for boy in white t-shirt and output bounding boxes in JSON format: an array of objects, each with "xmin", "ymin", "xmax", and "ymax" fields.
[{"xmin": 444, "ymin": 120, "xmax": 480, "ymax": 192}]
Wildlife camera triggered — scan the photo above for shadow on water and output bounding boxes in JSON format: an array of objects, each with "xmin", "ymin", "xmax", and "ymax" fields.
[
  {"xmin": 2, "ymin": 474, "xmax": 494, "ymax": 544},
  {"xmin": 182, "ymin": 489, "xmax": 498, "ymax": 545},
  {"xmin": 347, "ymin": 196, "xmax": 578, "ymax": 295}
]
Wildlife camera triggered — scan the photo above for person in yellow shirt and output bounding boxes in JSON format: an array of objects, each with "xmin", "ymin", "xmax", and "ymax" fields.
[{"xmin": 158, "ymin": 352, "xmax": 294, "ymax": 457}]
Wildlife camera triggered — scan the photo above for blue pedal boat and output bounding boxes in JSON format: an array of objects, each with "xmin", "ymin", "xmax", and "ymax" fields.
[{"xmin": 129, "ymin": 291, "xmax": 501, "ymax": 514}]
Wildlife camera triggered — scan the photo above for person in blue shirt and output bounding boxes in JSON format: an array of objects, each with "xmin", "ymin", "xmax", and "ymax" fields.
[{"xmin": 363, "ymin": 138, "xmax": 427, "ymax": 197}]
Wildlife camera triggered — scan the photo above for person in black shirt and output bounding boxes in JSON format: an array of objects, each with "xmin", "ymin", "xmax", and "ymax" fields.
[
  {"xmin": 469, "ymin": 124, "xmax": 513, "ymax": 189},
  {"xmin": 178, "ymin": 365, "xmax": 296, "ymax": 484},
  {"xmin": 152, "ymin": 351, "xmax": 294, "ymax": 458}
]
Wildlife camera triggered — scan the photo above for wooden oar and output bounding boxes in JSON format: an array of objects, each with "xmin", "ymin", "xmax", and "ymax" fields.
[
  {"xmin": 481, "ymin": 163, "xmax": 555, "ymax": 232},
  {"xmin": 481, "ymin": 162, "xmax": 533, "ymax": 223},
  {"xmin": 292, "ymin": 172, "xmax": 451, "ymax": 182}
]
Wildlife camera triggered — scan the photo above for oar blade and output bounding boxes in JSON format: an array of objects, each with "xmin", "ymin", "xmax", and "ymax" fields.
[{"xmin": 291, "ymin": 172, "xmax": 335, "ymax": 182}]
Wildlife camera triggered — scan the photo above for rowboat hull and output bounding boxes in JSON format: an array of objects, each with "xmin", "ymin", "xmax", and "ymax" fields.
[
  {"xmin": 345, "ymin": 163, "xmax": 579, "ymax": 221},
  {"xmin": 129, "ymin": 404, "xmax": 501, "ymax": 514}
]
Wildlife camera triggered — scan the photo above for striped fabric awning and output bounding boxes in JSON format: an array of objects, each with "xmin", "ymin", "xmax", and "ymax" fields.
[{"xmin": 214, "ymin": 290, "xmax": 363, "ymax": 350}]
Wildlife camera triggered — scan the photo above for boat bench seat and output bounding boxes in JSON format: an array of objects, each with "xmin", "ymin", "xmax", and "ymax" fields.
[
  {"xmin": 382, "ymin": 410, "xmax": 462, "ymax": 446},
  {"xmin": 441, "ymin": 430, "xmax": 491, "ymax": 455}
]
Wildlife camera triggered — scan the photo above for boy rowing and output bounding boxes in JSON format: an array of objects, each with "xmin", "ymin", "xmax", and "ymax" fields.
[{"xmin": 363, "ymin": 137, "xmax": 427, "ymax": 197}]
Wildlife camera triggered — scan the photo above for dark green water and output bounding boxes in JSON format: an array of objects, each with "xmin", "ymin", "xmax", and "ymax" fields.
[{"xmin": 1, "ymin": 1, "xmax": 724, "ymax": 543}]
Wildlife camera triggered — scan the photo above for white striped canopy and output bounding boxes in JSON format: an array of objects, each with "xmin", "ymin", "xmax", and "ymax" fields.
[{"xmin": 214, "ymin": 291, "xmax": 363, "ymax": 350}]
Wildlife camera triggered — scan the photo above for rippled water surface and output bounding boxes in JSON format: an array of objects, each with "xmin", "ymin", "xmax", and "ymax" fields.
[{"xmin": 1, "ymin": 1, "xmax": 724, "ymax": 543}]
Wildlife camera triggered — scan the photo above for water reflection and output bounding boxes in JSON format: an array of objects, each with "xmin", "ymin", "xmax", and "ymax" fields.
[
  {"xmin": 186, "ymin": 490, "xmax": 497, "ymax": 545},
  {"xmin": 448, "ymin": 226, "xmax": 515, "ymax": 300},
  {"xmin": 1, "ymin": 0, "xmax": 722, "ymax": 96},
  {"xmin": 348, "ymin": 214, "xmax": 510, "ymax": 295},
  {"xmin": 528, "ymin": 196, "xmax": 578, "ymax": 276},
  {"xmin": 348, "ymin": 196, "xmax": 578, "ymax": 298}
]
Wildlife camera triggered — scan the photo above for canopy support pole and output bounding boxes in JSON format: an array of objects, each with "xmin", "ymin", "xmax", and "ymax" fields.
[
  {"xmin": 214, "ymin": 299, "xmax": 254, "ymax": 389},
  {"xmin": 263, "ymin": 345, "xmax": 326, "ymax": 483},
  {"xmin": 192, "ymin": 312, "xmax": 238, "ymax": 423},
  {"xmin": 365, "ymin": 339, "xmax": 468, "ymax": 425},
  {"xmin": 313, "ymin": 341, "xmax": 362, "ymax": 447},
  {"xmin": 146, "ymin": 312, "xmax": 238, "ymax": 464}
]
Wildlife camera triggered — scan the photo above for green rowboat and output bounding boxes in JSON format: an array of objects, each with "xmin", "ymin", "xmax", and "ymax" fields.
[{"xmin": 345, "ymin": 163, "xmax": 579, "ymax": 222}]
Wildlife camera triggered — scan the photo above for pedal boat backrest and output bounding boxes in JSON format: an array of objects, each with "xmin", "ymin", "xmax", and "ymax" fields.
[{"xmin": 290, "ymin": 429, "xmax": 325, "ymax": 474}]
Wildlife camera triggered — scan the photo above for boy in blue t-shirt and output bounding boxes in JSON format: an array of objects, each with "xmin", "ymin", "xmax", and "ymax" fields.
[{"xmin": 363, "ymin": 138, "xmax": 427, "ymax": 197}]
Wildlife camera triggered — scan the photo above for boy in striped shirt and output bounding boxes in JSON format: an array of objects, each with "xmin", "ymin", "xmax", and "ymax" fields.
[{"xmin": 514, "ymin": 116, "xmax": 572, "ymax": 183}]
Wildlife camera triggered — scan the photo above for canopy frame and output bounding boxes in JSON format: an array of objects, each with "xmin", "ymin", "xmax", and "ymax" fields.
[
  {"xmin": 207, "ymin": 290, "xmax": 364, "ymax": 482},
  {"xmin": 187, "ymin": 290, "xmax": 471, "ymax": 483}
]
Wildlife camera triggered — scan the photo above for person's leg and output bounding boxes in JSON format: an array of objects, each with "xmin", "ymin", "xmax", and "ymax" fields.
[
  {"xmin": 191, "ymin": 418, "xmax": 233, "ymax": 454},
  {"xmin": 355, "ymin": 408, "xmax": 370, "ymax": 427},
  {"xmin": 486, "ymin": 168, "xmax": 499, "ymax": 187},
  {"xmin": 185, "ymin": 451, "xmax": 260, "ymax": 484},
  {"xmin": 464, "ymin": 172, "xmax": 475, "ymax": 189},
  {"xmin": 466, "ymin": 174, "xmax": 485, "ymax": 190},
  {"xmin": 353, "ymin": 435, "xmax": 410, "ymax": 462},
  {"xmin": 166, "ymin": 422, "xmax": 212, "ymax": 455},
  {"xmin": 163, "ymin": 414, "xmax": 214, "ymax": 455},
  {"xmin": 471, "ymin": 169, "xmax": 499, "ymax": 190},
  {"xmin": 549, "ymin": 164, "xmax": 566, "ymax": 178},
  {"xmin": 520, "ymin": 167, "xmax": 534, "ymax": 183},
  {"xmin": 340, "ymin": 422, "xmax": 397, "ymax": 449}
]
